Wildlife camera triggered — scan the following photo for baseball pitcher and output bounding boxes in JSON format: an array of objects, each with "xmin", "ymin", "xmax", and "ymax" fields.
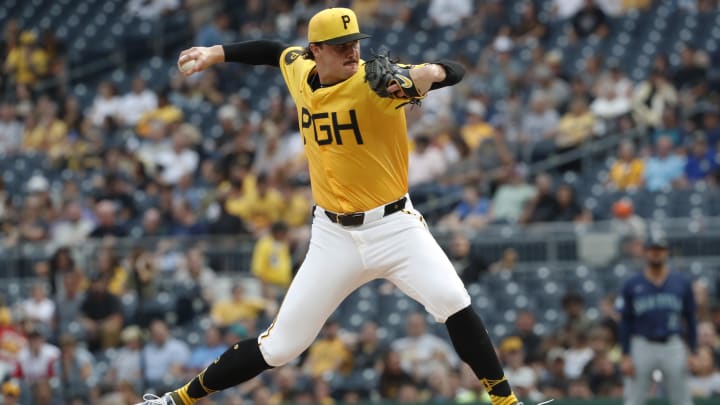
[{"xmin": 138, "ymin": 8, "xmax": 549, "ymax": 405}]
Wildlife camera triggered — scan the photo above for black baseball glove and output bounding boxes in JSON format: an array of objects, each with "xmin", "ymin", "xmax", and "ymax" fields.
[{"xmin": 364, "ymin": 50, "xmax": 423, "ymax": 105}]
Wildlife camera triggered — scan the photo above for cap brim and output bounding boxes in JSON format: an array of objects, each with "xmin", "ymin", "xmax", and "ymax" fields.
[
  {"xmin": 318, "ymin": 32, "xmax": 370, "ymax": 45},
  {"xmin": 645, "ymin": 243, "xmax": 669, "ymax": 249}
]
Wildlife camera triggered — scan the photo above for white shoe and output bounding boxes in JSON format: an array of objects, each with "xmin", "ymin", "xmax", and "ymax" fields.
[
  {"xmin": 517, "ymin": 400, "xmax": 555, "ymax": 405},
  {"xmin": 135, "ymin": 393, "xmax": 177, "ymax": 405}
]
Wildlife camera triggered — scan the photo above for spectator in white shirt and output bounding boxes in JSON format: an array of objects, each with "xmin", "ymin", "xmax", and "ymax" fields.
[
  {"xmin": 14, "ymin": 328, "xmax": 60, "ymax": 383},
  {"xmin": 428, "ymin": 0, "xmax": 473, "ymax": 27},
  {"xmin": 126, "ymin": 0, "xmax": 180, "ymax": 19},
  {"xmin": 0, "ymin": 103, "xmax": 23, "ymax": 154},
  {"xmin": 155, "ymin": 124, "xmax": 200, "ymax": 185},
  {"xmin": 392, "ymin": 312, "xmax": 459, "ymax": 380},
  {"xmin": 408, "ymin": 134, "xmax": 447, "ymax": 187},
  {"xmin": 19, "ymin": 283, "xmax": 55, "ymax": 326},
  {"xmin": 51, "ymin": 200, "xmax": 94, "ymax": 247},
  {"xmin": 89, "ymin": 81, "xmax": 122, "ymax": 127},
  {"xmin": 120, "ymin": 78, "xmax": 158, "ymax": 126}
]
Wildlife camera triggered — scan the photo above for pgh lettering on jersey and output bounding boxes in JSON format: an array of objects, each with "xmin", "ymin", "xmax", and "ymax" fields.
[{"xmin": 279, "ymin": 46, "xmax": 410, "ymax": 213}]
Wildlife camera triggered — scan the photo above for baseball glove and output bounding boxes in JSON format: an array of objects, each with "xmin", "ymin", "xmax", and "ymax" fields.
[{"xmin": 364, "ymin": 50, "xmax": 423, "ymax": 106}]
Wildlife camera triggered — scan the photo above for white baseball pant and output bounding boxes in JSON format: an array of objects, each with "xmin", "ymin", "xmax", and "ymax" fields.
[{"xmin": 257, "ymin": 196, "xmax": 471, "ymax": 366}]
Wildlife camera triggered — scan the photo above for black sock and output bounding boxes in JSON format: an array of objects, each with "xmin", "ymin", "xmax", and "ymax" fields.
[
  {"xmin": 184, "ymin": 338, "xmax": 273, "ymax": 399},
  {"xmin": 445, "ymin": 305, "xmax": 512, "ymax": 397}
]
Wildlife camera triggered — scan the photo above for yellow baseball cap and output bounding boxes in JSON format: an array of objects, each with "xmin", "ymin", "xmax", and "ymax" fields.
[{"xmin": 308, "ymin": 8, "xmax": 370, "ymax": 45}]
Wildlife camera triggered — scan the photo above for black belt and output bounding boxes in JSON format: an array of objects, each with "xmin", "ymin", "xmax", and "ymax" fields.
[{"xmin": 323, "ymin": 196, "xmax": 407, "ymax": 226}]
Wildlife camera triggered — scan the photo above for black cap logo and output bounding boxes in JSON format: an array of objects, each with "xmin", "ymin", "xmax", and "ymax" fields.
[{"xmin": 342, "ymin": 15, "xmax": 350, "ymax": 30}]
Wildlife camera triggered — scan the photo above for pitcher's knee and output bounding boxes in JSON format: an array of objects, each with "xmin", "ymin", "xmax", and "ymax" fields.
[
  {"xmin": 434, "ymin": 290, "xmax": 471, "ymax": 322},
  {"xmin": 258, "ymin": 337, "xmax": 310, "ymax": 367}
]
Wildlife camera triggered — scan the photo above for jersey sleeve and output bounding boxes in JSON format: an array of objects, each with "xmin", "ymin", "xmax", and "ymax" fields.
[{"xmin": 279, "ymin": 47, "xmax": 313, "ymax": 100}]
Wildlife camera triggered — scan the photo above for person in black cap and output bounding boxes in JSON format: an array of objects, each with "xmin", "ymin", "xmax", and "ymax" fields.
[{"xmin": 617, "ymin": 234, "xmax": 697, "ymax": 405}]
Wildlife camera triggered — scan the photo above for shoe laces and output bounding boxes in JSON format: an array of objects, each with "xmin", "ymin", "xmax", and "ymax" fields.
[{"xmin": 142, "ymin": 394, "xmax": 167, "ymax": 404}]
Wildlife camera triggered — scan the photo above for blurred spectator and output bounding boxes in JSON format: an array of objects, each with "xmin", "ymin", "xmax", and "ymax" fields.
[
  {"xmin": 17, "ymin": 193, "xmax": 50, "ymax": 243},
  {"xmin": 185, "ymin": 326, "xmax": 226, "ymax": 374},
  {"xmin": 644, "ymin": 136, "xmax": 687, "ymax": 191},
  {"xmin": 408, "ymin": 134, "xmax": 447, "ymax": 187},
  {"xmin": 610, "ymin": 199, "xmax": 647, "ymax": 258},
  {"xmin": 702, "ymin": 107, "xmax": 720, "ymax": 147},
  {"xmin": 531, "ymin": 63, "xmax": 571, "ymax": 111},
  {"xmin": 582, "ymin": 327, "xmax": 622, "ymax": 397},
  {"xmin": 552, "ymin": 0, "xmax": 584, "ymax": 20},
  {"xmin": 561, "ymin": 292, "xmax": 593, "ymax": 337},
  {"xmin": 489, "ymin": 247, "xmax": 519, "ymax": 273},
  {"xmin": 55, "ymin": 269, "xmax": 86, "ymax": 334},
  {"xmin": 539, "ymin": 348, "xmax": 569, "ymax": 398},
  {"xmin": 511, "ymin": 2, "xmax": 547, "ymax": 46},
  {"xmin": 350, "ymin": 321, "xmax": 387, "ymax": 374},
  {"xmin": 88, "ymin": 81, "xmax": 122, "ymax": 128},
  {"xmin": 126, "ymin": 0, "xmax": 181, "ymax": 19},
  {"xmin": 13, "ymin": 327, "xmax": 59, "ymax": 383},
  {"xmin": 22, "ymin": 97, "xmax": 68, "ymax": 160},
  {"xmin": 500, "ymin": 336, "xmax": 540, "ymax": 400},
  {"xmin": 18, "ymin": 282, "xmax": 55, "ymax": 326},
  {"xmin": 142, "ymin": 319, "xmax": 190, "ymax": 389},
  {"xmin": 119, "ymin": 77, "xmax": 158, "ymax": 126},
  {"xmin": 1, "ymin": 379, "xmax": 21, "ymax": 405},
  {"xmin": 555, "ymin": 97, "xmax": 595, "ymax": 170},
  {"xmin": 440, "ymin": 184, "xmax": 491, "ymax": 230},
  {"xmin": 210, "ymin": 283, "xmax": 268, "ymax": 328},
  {"xmin": 685, "ymin": 134, "xmax": 719, "ymax": 184},
  {"xmin": 553, "ymin": 184, "xmax": 590, "ymax": 223},
  {"xmin": 251, "ymin": 221, "xmax": 292, "ymax": 290},
  {"xmin": 169, "ymin": 198, "xmax": 207, "ymax": 236},
  {"xmin": 652, "ymin": 109, "xmax": 683, "ymax": 147},
  {"xmin": 378, "ymin": 350, "xmax": 415, "ymax": 400},
  {"xmin": 673, "ymin": 44, "xmax": 708, "ymax": 91},
  {"xmin": 590, "ymin": 85, "xmax": 631, "ymax": 126},
  {"xmin": 571, "ymin": 0, "xmax": 608, "ymax": 39},
  {"xmin": 55, "ymin": 333, "xmax": 93, "ymax": 402},
  {"xmin": 140, "ymin": 207, "xmax": 166, "ymax": 237},
  {"xmin": 688, "ymin": 346, "xmax": 720, "ymax": 398},
  {"xmin": 303, "ymin": 319, "xmax": 351, "ymax": 378},
  {"xmin": 608, "ymin": 141, "xmax": 645, "ymax": 191},
  {"xmin": 4, "ymin": 31, "xmax": 49, "ymax": 86},
  {"xmin": 0, "ymin": 103, "xmax": 23, "ymax": 154},
  {"xmin": 154, "ymin": 124, "xmax": 200, "ymax": 186},
  {"xmin": 520, "ymin": 93, "xmax": 559, "ymax": 162},
  {"xmin": 391, "ymin": 312, "xmax": 459, "ymax": 380},
  {"xmin": 0, "ymin": 306, "xmax": 25, "ymax": 381},
  {"xmin": 697, "ymin": 321, "xmax": 720, "ymax": 365},
  {"xmin": 564, "ymin": 331, "xmax": 594, "ymax": 380},
  {"xmin": 489, "ymin": 168, "xmax": 536, "ymax": 224},
  {"xmin": 512, "ymin": 311, "xmax": 543, "ymax": 364},
  {"xmin": 520, "ymin": 173, "xmax": 557, "ymax": 224},
  {"xmin": 445, "ymin": 231, "xmax": 488, "ymax": 284},
  {"xmin": 89, "ymin": 200, "xmax": 128, "ymax": 238},
  {"xmin": 632, "ymin": 69, "xmax": 678, "ymax": 129},
  {"xmin": 79, "ymin": 275, "xmax": 123, "ymax": 351},
  {"xmin": 106, "ymin": 325, "xmax": 143, "ymax": 388},
  {"xmin": 135, "ymin": 90, "xmax": 183, "ymax": 137},
  {"xmin": 460, "ymin": 100, "xmax": 494, "ymax": 152},
  {"xmin": 195, "ymin": 11, "xmax": 233, "ymax": 47},
  {"xmin": 174, "ymin": 247, "xmax": 217, "ymax": 303},
  {"xmin": 51, "ymin": 200, "xmax": 93, "ymax": 247},
  {"xmin": 427, "ymin": 0, "xmax": 473, "ymax": 27},
  {"xmin": 96, "ymin": 247, "xmax": 128, "ymax": 297},
  {"xmin": 237, "ymin": 173, "xmax": 285, "ymax": 232}
]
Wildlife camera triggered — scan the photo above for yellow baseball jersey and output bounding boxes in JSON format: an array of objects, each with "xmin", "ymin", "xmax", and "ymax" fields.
[{"xmin": 279, "ymin": 46, "xmax": 410, "ymax": 213}]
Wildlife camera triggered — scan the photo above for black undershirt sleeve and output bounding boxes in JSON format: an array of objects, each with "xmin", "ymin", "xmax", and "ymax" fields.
[
  {"xmin": 429, "ymin": 60, "xmax": 466, "ymax": 91},
  {"xmin": 222, "ymin": 40, "xmax": 290, "ymax": 67}
]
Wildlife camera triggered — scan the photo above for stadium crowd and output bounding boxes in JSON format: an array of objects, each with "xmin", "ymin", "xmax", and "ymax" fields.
[{"xmin": 1, "ymin": 0, "xmax": 720, "ymax": 404}]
